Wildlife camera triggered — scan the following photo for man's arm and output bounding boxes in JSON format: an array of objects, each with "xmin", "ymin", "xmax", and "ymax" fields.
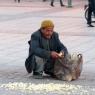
[{"xmin": 55, "ymin": 33, "xmax": 68, "ymax": 55}]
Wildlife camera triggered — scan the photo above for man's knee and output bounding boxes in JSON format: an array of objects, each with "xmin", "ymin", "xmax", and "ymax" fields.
[{"xmin": 35, "ymin": 56, "xmax": 44, "ymax": 64}]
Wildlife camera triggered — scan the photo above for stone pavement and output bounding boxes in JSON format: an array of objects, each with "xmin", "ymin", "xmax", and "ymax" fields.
[{"xmin": 0, "ymin": 0, "xmax": 95, "ymax": 95}]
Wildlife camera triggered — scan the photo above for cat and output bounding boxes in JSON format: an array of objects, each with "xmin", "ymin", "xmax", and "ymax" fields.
[{"xmin": 54, "ymin": 53, "xmax": 83, "ymax": 81}]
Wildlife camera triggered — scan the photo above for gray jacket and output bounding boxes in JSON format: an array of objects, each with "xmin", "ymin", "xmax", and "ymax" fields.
[{"xmin": 29, "ymin": 29, "xmax": 68, "ymax": 59}]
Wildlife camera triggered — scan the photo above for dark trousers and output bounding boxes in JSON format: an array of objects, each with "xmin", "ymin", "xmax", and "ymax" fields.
[
  {"xmin": 87, "ymin": 7, "xmax": 93, "ymax": 24},
  {"xmin": 51, "ymin": 0, "xmax": 64, "ymax": 6},
  {"xmin": 14, "ymin": 0, "xmax": 20, "ymax": 3},
  {"xmin": 33, "ymin": 56, "xmax": 54, "ymax": 75}
]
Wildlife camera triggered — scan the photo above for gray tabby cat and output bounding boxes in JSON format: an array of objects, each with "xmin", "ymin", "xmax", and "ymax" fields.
[{"xmin": 54, "ymin": 53, "xmax": 83, "ymax": 81}]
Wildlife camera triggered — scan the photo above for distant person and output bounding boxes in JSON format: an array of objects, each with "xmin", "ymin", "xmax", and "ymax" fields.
[
  {"xmin": 50, "ymin": 0, "xmax": 64, "ymax": 7},
  {"xmin": 43, "ymin": 0, "xmax": 46, "ymax": 2},
  {"xmin": 25, "ymin": 20, "xmax": 68, "ymax": 79},
  {"xmin": 14, "ymin": 0, "xmax": 20, "ymax": 3},
  {"xmin": 87, "ymin": 0, "xmax": 95, "ymax": 27}
]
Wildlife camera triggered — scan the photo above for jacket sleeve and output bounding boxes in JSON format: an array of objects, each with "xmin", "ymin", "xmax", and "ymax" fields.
[
  {"xmin": 92, "ymin": 0, "xmax": 95, "ymax": 12},
  {"xmin": 30, "ymin": 34, "xmax": 51, "ymax": 59},
  {"xmin": 89, "ymin": 0, "xmax": 95, "ymax": 12},
  {"xmin": 55, "ymin": 33, "xmax": 68, "ymax": 54}
]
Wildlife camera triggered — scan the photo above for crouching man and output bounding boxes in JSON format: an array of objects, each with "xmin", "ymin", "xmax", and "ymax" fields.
[{"xmin": 25, "ymin": 20, "xmax": 68, "ymax": 79}]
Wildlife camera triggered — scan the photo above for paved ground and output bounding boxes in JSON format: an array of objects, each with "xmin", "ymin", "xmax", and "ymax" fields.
[{"xmin": 0, "ymin": 0, "xmax": 95, "ymax": 95}]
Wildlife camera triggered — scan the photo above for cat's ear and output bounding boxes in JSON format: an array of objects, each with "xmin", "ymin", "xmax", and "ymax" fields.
[
  {"xmin": 77, "ymin": 54, "xmax": 82, "ymax": 59},
  {"xmin": 78, "ymin": 54, "xmax": 83, "ymax": 63}
]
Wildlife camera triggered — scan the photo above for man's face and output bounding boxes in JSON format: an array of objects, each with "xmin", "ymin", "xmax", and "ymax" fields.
[{"xmin": 41, "ymin": 27, "xmax": 54, "ymax": 39}]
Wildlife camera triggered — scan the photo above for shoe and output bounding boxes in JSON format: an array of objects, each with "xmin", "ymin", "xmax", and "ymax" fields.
[
  {"xmin": 45, "ymin": 71, "xmax": 56, "ymax": 78},
  {"xmin": 61, "ymin": 4, "xmax": 65, "ymax": 7},
  {"xmin": 51, "ymin": 4, "xmax": 54, "ymax": 7},
  {"xmin": 33, "ymin": 72, "xmax": 43, "ymax": 79},
  {"xmin": 33, "ymin": 75, "xmax": 43, "ymax": 79},
  {"xmin": 88, "ymin": 24, "xmax": 94, "ymax": 27}
]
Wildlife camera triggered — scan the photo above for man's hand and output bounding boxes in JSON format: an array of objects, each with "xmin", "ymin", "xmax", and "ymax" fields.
[
  {"xmin": 58, "ymin": 52, "xmax": 64, "ymax": 58},
  {"xmin": 51, "ymin": 51, "xmax": 64, "ymax": 59},
  {"xmin": 51, "ymin": 51, "xmax": 59, "ymax": 59}
]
